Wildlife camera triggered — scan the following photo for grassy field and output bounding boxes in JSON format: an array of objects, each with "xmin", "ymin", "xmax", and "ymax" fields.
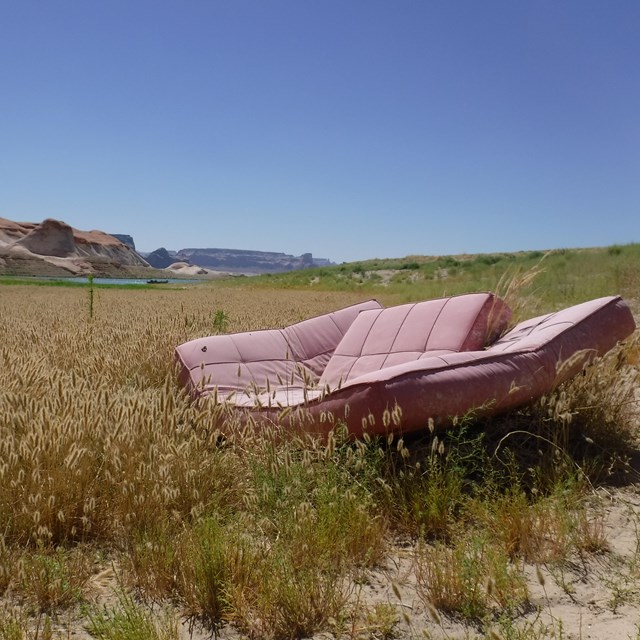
[{"xmin": 0, "ymin": 244, "xmax": 639, "ymax": 639}]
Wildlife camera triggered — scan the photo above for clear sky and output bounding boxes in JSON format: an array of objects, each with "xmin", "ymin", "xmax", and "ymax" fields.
[{"xmin": 1, "ymin": 1, "xmax": 638, "ymax": 264}]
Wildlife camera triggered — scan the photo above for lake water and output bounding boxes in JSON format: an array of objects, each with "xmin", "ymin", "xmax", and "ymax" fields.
[{"xmin": 41, "ymin": 276, "xmax": 203, "ymax": 286}]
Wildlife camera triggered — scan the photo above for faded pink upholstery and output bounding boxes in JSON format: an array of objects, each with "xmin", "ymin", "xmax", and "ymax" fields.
[
  {"xmin": 489, "ymin": 296, "xmax": 631, "ymax": 356},
  {"xmin": 175, "ymin": 299, "xmax": 382, "ymax": 398},
  {"xmin": 175, "ymin": 294, "xmax": 636, "ymax": 437},
  {"xmin": 320, "ymin": 293, "xmax": 510, "ymax": 388},
  {"xmin": 318, "ymin": 295, "xmax": 636, "ymax": 434}
]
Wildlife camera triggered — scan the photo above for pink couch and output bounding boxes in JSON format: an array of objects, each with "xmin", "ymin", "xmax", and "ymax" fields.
[{"xmin": 175, "ymin": 293, "xmax": 636, "ymax": 436}]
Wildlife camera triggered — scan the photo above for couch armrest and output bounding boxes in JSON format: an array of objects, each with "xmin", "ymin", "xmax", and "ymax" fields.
[{"xmin": 175, "ymin": 328, "xmax": 316, "ymax": 398}]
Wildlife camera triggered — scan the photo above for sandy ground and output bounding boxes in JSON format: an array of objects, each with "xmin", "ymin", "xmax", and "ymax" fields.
[
  {"xmin": 7, "ymin": 483, "xmax": 638, "ymax": 640},
  {"xmin": 364, "ymin": 485, "xmax": 640, "ymax": 640}
]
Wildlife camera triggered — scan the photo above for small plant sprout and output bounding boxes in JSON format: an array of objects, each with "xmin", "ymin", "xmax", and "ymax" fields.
[
  {"xmin": 87, "ymin": 273, "xmax": 95, "ymax": 320},
  {"xmin": 212, "ymin": 309, "xmax": 230, "ymax": 334}
]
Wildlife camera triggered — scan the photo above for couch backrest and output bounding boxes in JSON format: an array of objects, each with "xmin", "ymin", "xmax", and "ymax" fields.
[
  {"xmin": 319, "ymin": 293, "xmax": 511, "ymax": 388},
  {"xmin": 283, "ymin": 299, "xmax": 382, "ymax": 376},
  {"xmin": 175, "ymin": 299, "xmax": 382, "ymax": 396}
]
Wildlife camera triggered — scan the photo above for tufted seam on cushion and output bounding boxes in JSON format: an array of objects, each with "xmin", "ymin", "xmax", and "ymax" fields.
[
  {"xmin": 322, "ymin": 310, "xmax": 383, "ymax": 387},
  {"xmin": 381, "ymin": 304, "xmax": 415, "ymax": 369},
  {"xmin": 356, "ymin": 310, "xmax": 383, "ymax": 357},
  {"xmin": 228, "ymin": 333, "xmax": 254, "ymax": 364},
  {"xmin": 319, "ymin": 294, "xmax": 511, "ymax": 388},
  {"xmin": 305, "ymin": 313, "xmax": 351, "ymax": 371},
  {"xmin": 228, "ymin": 334, "xmax": 244, "ymax": 362},
  {"xmin": 422, "ymin": 298, "xmax": 449, "ymax": 351},
  {"xmin": 275, "ymin": 326, "xmax": 304, "ymax": 364},
  {"xmin": 283, "ymin": 299, "xmax": 383, "ymax": 373},
  {"xmin": 229, "ymin": 330, "xmax": 293, "ymax": 384},
  {"xmin": 196, "ymin": 330, "xmax": 307, "ymax": 390},
  {"xmin": 335, "ymin": 356, "xmax": 361, "ymax": 389}
]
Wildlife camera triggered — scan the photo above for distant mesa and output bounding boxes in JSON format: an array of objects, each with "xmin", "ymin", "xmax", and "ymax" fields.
[
  {"xmin": 111, "ymin": 234, "xmax": 136, "ymax": 251},
  {"xmin": 154, "ymin": 246, "xmax": 334, "ymax": 274},
  {"xmin": 0, "ymin": 215, "xmax": 335, "ymax": 278}
]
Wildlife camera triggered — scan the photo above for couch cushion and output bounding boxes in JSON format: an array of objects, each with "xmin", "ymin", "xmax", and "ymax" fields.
[
  {"xmin": 488, "ymin": 295, "xmax": 635, "ymax": 355},
  {"xmin": 319, "ymin": 293, "xmax": 511, "ymax": 388},
  {"xmin": 175, "ymin": 299, "xmax": 382, "ymax": 397},
  {"xmin": 283, "ymin": 299, "xmax": 382, "ymax": 376},
  {"xmin": 176, "ymin": 329, "xmax": 314, "ymax": 396}
]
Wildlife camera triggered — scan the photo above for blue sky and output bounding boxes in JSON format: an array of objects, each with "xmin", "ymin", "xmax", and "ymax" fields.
[{"xmin": 1, "ymin": 1, "xmax": 638, "ymax": 263}]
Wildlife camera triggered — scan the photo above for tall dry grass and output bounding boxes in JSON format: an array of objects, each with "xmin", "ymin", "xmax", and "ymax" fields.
[
  {"xmin": 0, "ymin": 281, "xmax": 638, "ymax": 638},
  {"xmin": 0, "ymin": 286, "xmax": 387, "ymax": 637}
]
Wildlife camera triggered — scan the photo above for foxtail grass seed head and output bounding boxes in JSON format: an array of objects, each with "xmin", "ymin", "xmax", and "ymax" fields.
[{"xmin": 425, "ymin": 602, "xmax": 441, "ymax": 625}]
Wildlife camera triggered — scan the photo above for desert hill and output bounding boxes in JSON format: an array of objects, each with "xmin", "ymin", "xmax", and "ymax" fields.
[
  {"xmin": 144, "ymin": 246, "xmax": 332, "ymax": 274},
  {"xmin": 0, "ymin": 217, "xmax": 152, "ymax": 277},
  {"xmin": 0, "ymin": 216, "xmax": 332, "ymax": 278}
]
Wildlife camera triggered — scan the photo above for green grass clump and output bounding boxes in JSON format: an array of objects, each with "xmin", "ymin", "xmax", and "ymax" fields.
[{"xmin": 88, "ymin": 591, "xmax": 179, "ymax": 640}]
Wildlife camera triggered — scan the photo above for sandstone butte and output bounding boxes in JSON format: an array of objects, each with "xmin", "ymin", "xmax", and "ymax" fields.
[{"xmin": 0, "ymin": 216, "xmax": 157, "ymax": 278}]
